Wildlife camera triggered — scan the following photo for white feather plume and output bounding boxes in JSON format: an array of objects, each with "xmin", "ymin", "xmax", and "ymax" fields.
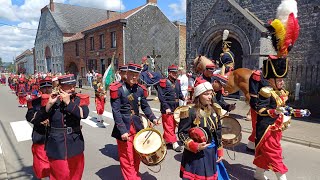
[
  {"xmin": 276, "ymin": 0, "xmax": 298, "ymax": 25},
  {"xmin": 222, "ymin": 30, "xmax": 229, "ymax": 41}
]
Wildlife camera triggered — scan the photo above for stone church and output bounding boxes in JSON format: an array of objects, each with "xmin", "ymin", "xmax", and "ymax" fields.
[
  {"xmin": 34, "ymin": 0, "xmax": 117, "ymax": 73},
  {"xmin": 186, "ymin": 0, "xmax": 320, "ymax": 116}
]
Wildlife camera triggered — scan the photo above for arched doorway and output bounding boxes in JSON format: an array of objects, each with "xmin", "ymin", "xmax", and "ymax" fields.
[
  {"xmin": 210, "ymin": 38, "xmax": 243, "ymax": 69},
  {"xmin": 67, "ymin": 62, "xmax": 79, "ymax": 75},
  {"xmin": 45, "ymin": 46, "xmax": 52, "ymax": 72}
]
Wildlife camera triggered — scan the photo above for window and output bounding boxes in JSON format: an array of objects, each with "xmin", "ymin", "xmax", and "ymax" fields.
[
  {"xmin": 99, "ymin": 34, "xmax": 105, "ymax": 49},
  {"xmin": 75, "ymin": 42, "xmax": 79, "ymax": 56},
  {"xmin": 90, "ymin": 37, "xmax": 94, "ymax": 51},
  {"xmin": 111, "ymin": 32, "xmax": 116, "ymax": 48},
  {"xmin": 88, "ymin": 59, "xmax": 97, "ymax": 71}
]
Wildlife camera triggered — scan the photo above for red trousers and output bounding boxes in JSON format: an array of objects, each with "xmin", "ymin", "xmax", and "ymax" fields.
[
  {"xmin": 49, "ymin": 153, "xmax": 84, "ymax": 180},
  {"xmin": 162, "ymin": 114, "xmax": 177, "ymax": 143},
  {"xmin": 31, "ymin": 144, "xmax": 50, "ymax": 179},
  {"xmin": 18, "ymin": 96, "xmax": 26, "ymax": 105},
  {"xmin": 248, "ymin": 108, "xmax": 257, "ymax": 143},
  {"xmin": 116, "ymin": 124, "xmax": 141, "ymax": 180},
  {"xmin": 253, "ymin": 118, "xmax": 288, "ymax": 174},
  {"xmin": 95, "ymin": 97, "xmax": 105, "ymax": 115}
]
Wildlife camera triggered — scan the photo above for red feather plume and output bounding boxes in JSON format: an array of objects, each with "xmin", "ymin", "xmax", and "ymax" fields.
[{"xmin": 283, "ymin": 13, "xmax": 300, "ymax": 54}]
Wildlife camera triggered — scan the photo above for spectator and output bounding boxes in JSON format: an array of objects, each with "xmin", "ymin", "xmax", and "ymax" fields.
[{"xmin": 178, "ymin": 68, "xmax": 188, "ymax": 106}]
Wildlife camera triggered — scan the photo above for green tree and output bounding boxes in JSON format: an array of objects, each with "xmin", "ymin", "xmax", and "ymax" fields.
[
  {"xmin": 0, "ymin": 57, "xmax": 3, "ymax": 67},
  {"xmin": 7, "ymin": 63, "xmax": 15, "ymax": 73}
]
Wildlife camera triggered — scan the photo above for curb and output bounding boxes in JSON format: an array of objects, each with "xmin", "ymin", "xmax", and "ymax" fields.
[
  {"xmin": 0, "ymin": 144, "xmax": 8, "ymax": 180},
  {"xmin": 241, "ymin": 127, "xmax": 320, "ymax": 149}
]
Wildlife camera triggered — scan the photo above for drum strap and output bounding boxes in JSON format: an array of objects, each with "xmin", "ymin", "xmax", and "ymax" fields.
[{"xmin": 122, "ymin": 85, "xmax": 139, "ymax": 116}]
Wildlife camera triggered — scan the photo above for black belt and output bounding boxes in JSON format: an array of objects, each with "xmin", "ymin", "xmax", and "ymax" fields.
[{"xmin": 50, "ymin": 126, "xmax": 82, "ymax": 134}]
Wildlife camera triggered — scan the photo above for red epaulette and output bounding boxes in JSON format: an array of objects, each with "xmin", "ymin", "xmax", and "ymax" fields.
[
  {"xmin": 110, "ymin": 82, "xmax": 122, "ymax": 99},
  {"xmin": 138, "ymin": 84, "xmax": 148, "ymax": 97},
  {"xmin": 252, "ymin": 70, "xmax": 261, "ymax": 81},
  {"xmin": 76, "ymin": 93, "xmax": 90, "ymax": 106},
  {"xmin": 159, "ymin": 79, "xmax": 167, "ymax": 88}
]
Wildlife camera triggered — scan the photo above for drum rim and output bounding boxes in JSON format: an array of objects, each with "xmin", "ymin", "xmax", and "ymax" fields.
[
  {"xmin": 133, "ymin": 128, "xmax": 165, "ymax": 155},
  {"xmin": 141, "ymin": 145, "xmax": 167, "ymax": 166},
  {"xmin": 221, "ymin": 116, "xmax": 242, "ymax": 148}
]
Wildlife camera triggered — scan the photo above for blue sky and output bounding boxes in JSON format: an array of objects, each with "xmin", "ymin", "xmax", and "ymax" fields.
[{"xmin": 0, "ymin": 0, "xmax": 186, "ymax": 62}]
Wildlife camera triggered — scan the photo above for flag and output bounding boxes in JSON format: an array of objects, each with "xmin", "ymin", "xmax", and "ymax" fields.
[{"xmin": 102, "ymin": 58, "xmax": 115, "ymax": 90}]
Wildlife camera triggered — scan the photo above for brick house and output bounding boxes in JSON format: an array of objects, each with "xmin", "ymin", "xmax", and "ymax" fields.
[
  {"xmin": 64, "ymin": 0, "xmax": 181, "ymax": 76},
  {"xmin": 174, "ymin": 21, "xmax": 187, "ymax": 69},
  {"xmin": 35, "ymin": 0, "xmax": 118, "ymax": 74}
]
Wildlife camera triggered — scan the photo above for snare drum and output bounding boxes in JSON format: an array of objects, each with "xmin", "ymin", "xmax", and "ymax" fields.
[
  {"xmin": 133, "ymin": 128, "xmax": 167, "ymax": 166},
  {"xmin": 140, "ymin": 113, "xmax": 149, "ymax": 129},
  {"xmin": 221, "ymin": 116, "xmax": 242, "ymax": 148},
  {"xmin": 173, "ymin": 106, "xmax": 190, "ymax": 124}
]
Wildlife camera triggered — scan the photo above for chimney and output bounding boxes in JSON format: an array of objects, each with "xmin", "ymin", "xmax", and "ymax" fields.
[
  {"xmin": 50, "ymin": 0, "xmax": 54, "ymax": 12},
  {"xmin": 147, "ymin": 0, "xmax": 157, "ymax": 4}
]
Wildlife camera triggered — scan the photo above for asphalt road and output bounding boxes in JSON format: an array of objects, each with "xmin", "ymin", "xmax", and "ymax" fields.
[{"xmin": 0, "ymin": 84, "xmax": 320, "ymax": 180}]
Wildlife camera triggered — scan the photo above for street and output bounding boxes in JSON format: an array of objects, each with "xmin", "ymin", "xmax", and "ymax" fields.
[{"xmin": 1, "ymin": 85, "xmax": 320, "ymax": 180}]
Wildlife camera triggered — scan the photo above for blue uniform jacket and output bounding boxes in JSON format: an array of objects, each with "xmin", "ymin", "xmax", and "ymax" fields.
[
  {"xmin": 36, "ymin": 94, "xmax": 89, "ymax": 160},
  {"xmin": 25, "ymin": 97, "xmax": 46, "ymax": 144},
  {"xmin": 110, "ymin": 82, "xmax": 156, "ymax": 141},
  {"xmin": 249, "ymin": 70, "xmax": 269, "ymax": 111},
  {"xmin": 157, "ymin": 78, "xmax": 184, "ymax": 114}
]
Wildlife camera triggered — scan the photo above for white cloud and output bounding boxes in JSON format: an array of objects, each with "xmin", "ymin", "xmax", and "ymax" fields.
[
  {"xmin": 169, "ymin": 0, "xmax": 186, "ymax": 16},
  {"xmin": 68, "ymin": 0, "xmax": 125, "ymax": 11},
  {"xmin": 0, "ymin": 21, "xmax": 37, "ymax": 61},
  {"xmin": 0, "ymin": 0, "xmax": 124, "ymax": 62}
]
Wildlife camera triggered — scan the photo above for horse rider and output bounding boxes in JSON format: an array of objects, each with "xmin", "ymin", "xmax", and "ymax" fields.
[{"xmin": 220, "ymin": 41, "xmax": 235, "ymax": 77}]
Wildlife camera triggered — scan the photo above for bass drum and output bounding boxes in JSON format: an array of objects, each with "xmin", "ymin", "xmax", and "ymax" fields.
[
  {"xmin": 221, "ymin": 116, "xmax": 242, "ymax": 148},
  {"xmin": 133, "ymin": 128, "xmax": 167, "ymax": 166}
]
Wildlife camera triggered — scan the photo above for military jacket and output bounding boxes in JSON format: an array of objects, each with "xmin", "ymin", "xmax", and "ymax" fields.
[
  {"xmin": 36, "ymin": 94, "xmax": 89, "ymax": 160},
  {"xmin": 157, "ymin": 78, "xmax": 184, "ymax": 113},
  {"xmin": 110, "ymin": 82, "xmax": 156, "ymax": 140}
]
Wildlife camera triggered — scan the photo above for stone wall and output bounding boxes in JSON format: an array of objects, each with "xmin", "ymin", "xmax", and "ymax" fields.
[
  {"xmin": 125, "ymin": 5, "xmax": 179, "ymax": 73},
  {"xmin": 35, "ymin": 10, "xmax": 64, "ymax": 73}
]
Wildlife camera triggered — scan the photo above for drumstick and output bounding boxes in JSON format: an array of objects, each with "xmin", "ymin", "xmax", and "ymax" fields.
[{"xmin": 143, "ymin": 131, "xmax": 154, "ymax": 145}]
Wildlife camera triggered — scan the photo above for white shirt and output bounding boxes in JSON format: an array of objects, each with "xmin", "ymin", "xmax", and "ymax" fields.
[{"xmin": 179, "ymin": 74, "xmax": 189, "ymax": 91}]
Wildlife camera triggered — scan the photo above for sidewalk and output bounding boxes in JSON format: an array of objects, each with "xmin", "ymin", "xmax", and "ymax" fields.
[{"xmin": 77, "ymin": 85, "xmax": 320, "ymax": 149}]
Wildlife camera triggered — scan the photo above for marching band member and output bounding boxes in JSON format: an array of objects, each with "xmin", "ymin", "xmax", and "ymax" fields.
[
  {"xmin": 16, "ymin": 77, "xmax": 28, "ymax": 107},
  {"xmin": 211, "ymin": 74, "xmax": 236, "ymax": 112},
  {"xmin": 34, "ymin": 74, "xmax": 89, "ymax": 180},
  {"xmin": 110, "ymin": 63, "xmax": 159, "ymax": 180},
  {"xmin": 157, "ymin": 64, "xmax": 185, "ymax": 152},
  {"xmin": 178, "ymin": 77, "xmax": 224, "ymax": 180},
  {"xmin": 94, "ymin": 74, "xmax": 106, "ymax": 123},
  {"xmin": 25, "ymin": 76, "xmax": 52, "ymax": 179},
  {"xmin": 201, "ymin": 64, "xmax": 216, "ymax": 83},
  {"xmin": 246, "ymin": 69, "xmax": 269, "ymax": 152},
  {"xmin": 254, "ymin": 56, "xmax": 289, "ymax": 180},
  {"xmin": 118, "ymin": 65, "xmax": 128, "ymax": 82}
]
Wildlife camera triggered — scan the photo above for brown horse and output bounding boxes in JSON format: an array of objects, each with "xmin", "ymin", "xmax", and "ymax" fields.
[{"xmin": 194, "ymin": 55, "xmax": 254, "ymax": 118}]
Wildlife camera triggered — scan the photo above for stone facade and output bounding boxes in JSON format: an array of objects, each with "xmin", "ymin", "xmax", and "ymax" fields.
[
  {"xmin": 35, "ymin": 9, "xmax": 64, "ymax": 73},
  {"xmin": 187, "ymin": 0, "xmax": 320, "ymax": 116},
  {"xmin": 124, "ymin": 4, "xmax": 179, "ymax": 73}
]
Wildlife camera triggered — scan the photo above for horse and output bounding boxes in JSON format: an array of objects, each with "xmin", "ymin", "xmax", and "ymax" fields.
[{"xmin": 193, "ymin": 55, "xmax": 254, "ymax": 119}]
